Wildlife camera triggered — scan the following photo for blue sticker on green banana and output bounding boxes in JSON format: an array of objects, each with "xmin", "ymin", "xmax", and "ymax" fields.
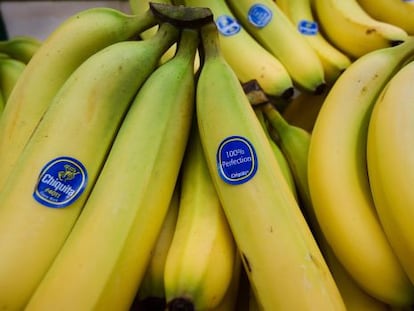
[
  {"xmin": 33, "ymin": 156, "xmax": 88, "ymax": 208},
  {"xmin": 216, "ymin": 15, "xmax": 241, "ymax": 36},
  {"xmin": 217, "ymin": 136, "xmax": 258, "ymax": 185}
]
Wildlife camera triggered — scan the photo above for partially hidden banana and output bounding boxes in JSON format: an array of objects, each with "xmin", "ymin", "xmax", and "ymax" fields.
[
  {"xmin": 357, "ymin": 0, "xmax": 414, "ymax": 35},
  {"xmin": 0, "ymin": 35, "xmax": 42, "ymax": 64},
  {"xmin": 185, "ymin": 0, "xmax": 294, "ymax": 99},
  {"xmin": 196, "ymin": 21, "xmax": 345, "ymax": 311},
  {"xmin": 164, "ymin": 122, "xmax": 238, "ymax": 311},
  {"xmin": 367, "ymin": 59, "xmax": 414, "ymax": 285},
  {"xmin": 312, "ymin": 0, "xmax": 408, "ymax": 58},
  {"xmin": 0, "ymin": 56, "xmax": 26, "ymax": 103},
  {"xmin": 0, "ymin": 22, "xmax": 179, "ymax": 311},
  {"xmin": 0, "ymin": 6, "xmax": 158, "ymax": 193},
  {"xmin": 227, "ymin": 0, "xmax": 326, "ymax": 94},
  {"xmin": 24, "ymin": 25, "xmax": 197, "ymax": 311},
  {"xmin": 131, "ymin": 184, "xmax": 180, "ymax": 311},
  {"xmin": 276, "ymin": 0, "xmax": 352, "ymax": 84},
  {"xmin": 308, "ymin": 37, "xmax": 414, "ymax": 306}
]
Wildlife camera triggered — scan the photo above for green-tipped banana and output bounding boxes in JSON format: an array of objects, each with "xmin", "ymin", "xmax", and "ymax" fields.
[
  {"xmin": 25, "ymin": 26, "xmax": 197, "ymax": 311},
  {"xmin": 227, "ymin": 0, "xmax": 326, "ymax": 94},
  {"xmin": 132, "ymin": 184, "xmax": 180, "ymax": 311},
  {"xmin": 0, "ymin": 6, "xmax": 158, "ymax": 193},
  {"xmin": 276, "ymin": 0, "xmax": 351, "ymax": 84},
  {"xmin": 0, "ymin": 56, "xmax": 25, "ymax": 103},
  {"xmin": 312, "ymin": 0, "xmax": 408, "ymax": 58},
  {"xmin": 196, "ymin": 22, "xmax": 345, "ymax": 311},
  {"xmin": 308, "ymin": 37, "xmax": 414, "ymax": 305},
  {"xmin": 185, "ymin": 0, "xmax": 293, "ymax": 99},
  {"xmin": 367, "ymin": 59, "xmax": 414, "ymax": 285},
  {"xmin": 0, "ymin": 35, "xmax": 42, "ymax": 64},
  {"xmin": 164, "ymin": 123, "xmax": 237, "ymax": 311},
  {"xmin": 0, "ymin": 23, "xmax": 179, "ymax": 311}
]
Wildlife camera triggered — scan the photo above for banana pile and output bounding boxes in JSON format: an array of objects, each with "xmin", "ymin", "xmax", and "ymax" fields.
[{"xmin": 0, "ymin": 0, "xmax": 413, "ymax": 310}]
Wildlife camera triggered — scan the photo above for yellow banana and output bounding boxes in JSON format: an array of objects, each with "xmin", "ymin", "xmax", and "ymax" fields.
[
  {"xmin": 357, "ymin": 0, "xmax": 414, "ymax": 35},
  {"xmin": 0, "ymin": 6, "xmax": 158, "ymax": 193},
  {"xmin": 227, "ymin": 0, "xmax": 326, "ymax": 94},
  {"xmin": 185, "ymin": 0, "xmax": 293, "ymax": 99},
  {"xmin": 276, "ymin": 0, "xmax": 352, "ymax": 84},
  {"xmin": 0, "ymin": 35, "xmax": 42, "ymax": 64},
  {"xmin": 131, "ymin": 184, "xmax": 180, "ymax": 311},
  {"xmin": 312, "ymin": 0, "xmax": 408, "ymax": 58},
  {"xmin": 196, "ymin": 21, "xmax": 345, "ymax": 310},
  {"xmin": 164, "ymin": 123, "xmax": 237, "ymax": 310},
  {"xmin": 0, "ymin": 23, "xmax": 179, "ymax": 311},
  {"xmin": 367, "ymin": 59, "xmax": 414, "ymax": 285},
  {"xmin": 308, "ymin": 37, "xmax": 414, "ymax": 306},
  {"xmin": 25, "ymin": 25, "xmax": 198, "ymax": 311},
  {"xmin": 0, "ymin": 56, "xmax": 25, "ymax": 103}
]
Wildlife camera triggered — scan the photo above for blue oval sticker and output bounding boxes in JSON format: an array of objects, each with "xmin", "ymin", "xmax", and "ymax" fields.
[
  {"xmin": 33, "ymin": 156, "xmax": 88, "ymax": 208},
  {"xmin": 216, "ymin": 15, "xmax": 241, "ymax": 36},
  {"xmin": 216, "ymin": 136, "xmax": 258, "ymax": 185},
  {"xmin": 247, "ymin": 4, "xmax": 272, "ymax": 28},
  {"xmin": 298, "ymin": 20, "xmax": 318, "ymax": 36}
]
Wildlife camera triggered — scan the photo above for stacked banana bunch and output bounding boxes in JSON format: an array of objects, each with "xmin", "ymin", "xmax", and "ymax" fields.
[
  {"xmin": 0, "ymin": 35, "xmax": 41, "ymax": 115},
  {"xmin": 0, "ymin": 0, "xmax": 413, "ymax": 311}
]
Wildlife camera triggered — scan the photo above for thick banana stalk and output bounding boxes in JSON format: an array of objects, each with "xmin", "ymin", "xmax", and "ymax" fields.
[
  {"xmin": 367, "ymin": 59, "xmax": 414, "ymax": 285},
  {"xmin": 0, "ymin": 56, "xmax": 26, "ymax": 103},
  {"xmin": 196, "ymin": 22, "xmax": 345, "ymax": 311},
  {"xmin": 276, "ymin": 0, "xmax": 351, "ymax": 84},
  {"xmin": 357, "ymin": 0, "xmax": 414, "ymax": 35},
  {"xmin": 227, "ymin": 0, "xmax": 326, "ymax": 94},
  {"xmin": 308, "ymin": 37, "xmax": 414, "ymax": 306},
  {"xmin": 185, "ymin": 0, "xmax": 293, "ymax": 99},
  {"xmin": 0, "ymin": 35, "xmax": 42, "ymax": 64},
  {"xmin": 0, "ymin": 6, "xmax": 158, "ymax": 193},
  {"xmin": 131, "ymin": 184, "xmax": 180, "ymax": 311},
  {"xmin": 312, "ymin": 0, "xmax": 408, "ymax": 58},
  {"xmin": 25, "ymin": 27, "xmax": 197, "ymax": 311},
  {"xmin": 0, "ymin": 23, "xmax": 179, "ymax": 311},
  {"xmin": 164, "ymin": 124, "xmax": 238, "ymax": 310}
]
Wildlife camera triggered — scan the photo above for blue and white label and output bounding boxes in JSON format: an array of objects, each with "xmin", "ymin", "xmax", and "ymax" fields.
[
  {"xmin": 216, "ymin": 15, "xmax": 241, "ymax": 36},
  {"xmin": 216, "ymin": 136, "xmax": 258, "ymax": 185},
  {"xmin": 33, "ymin": 156, "xmax": 88, "ymax": 208},
  {"xmin": 247, "ymin": 4, "xmax": 272, "ymax": 28},
  {"xmin": 298, "ymin": 20, "xmax": 318, "ymax": 36}
]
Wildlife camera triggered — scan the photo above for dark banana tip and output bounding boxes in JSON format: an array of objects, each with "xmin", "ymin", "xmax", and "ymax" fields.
[
  {"xmin": 131, "ymin": 296, "xmax": 166, "ymax": 311},
  {"xmin": 391, "ymin": 39, "xmax": 405, "ymax": 47},
  {"xmin": 281, "ymin": 87, "xmax": 295, "ymax": 100},
  {"xmin": 149, "ymin": 2, "xmax": 214, "ymax": 28},
  {"xmin": 313, "ymin": 83, "xmax": 327, "ymax": 96},
  {"xmin": 167, "ymin": 297, "xmax": 195, "ymax": 311}
]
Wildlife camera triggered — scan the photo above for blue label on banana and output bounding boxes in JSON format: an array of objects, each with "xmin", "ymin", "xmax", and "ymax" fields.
[
  {"xmin": 247, "ymin": 4, "xmax": 272, "ymax": 28},
  {"xmin": 298, "ymin": 20, "xmax": 318, "ymax": 36},
  {"xmin": 216, "ymin": 15, "xmax": 241, "ymax": 36},
  {"xmin": 217, "ymin": 136, "xmax": 258, "ymax": 185},
  {"xmin": 33, "ymin": 156, "xmax": 88, "ymax": 208}
]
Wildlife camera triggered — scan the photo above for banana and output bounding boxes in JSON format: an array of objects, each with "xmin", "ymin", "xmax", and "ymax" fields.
[
  {"xmin": 312, "ymin": 0, "xmax": 408, "ymax": 58},
  {"xmin": 276, "ymin": 0, "xmax": 352, "ymax": 84},
  {"xmin": 0, "ymin": 23, "xmax": 179, "ymax": 311},
  {"xmin": 25, "ymin": 25, "xmax": 198, "ymax": 311},
  {"xmin": 226, "ymin": 0, "xmax": 326, "ymax": 94},
  {"xmin": 0, "ymin": 56, "xmax": 26, "ymax": 102},
  {"xmin": 366, "ymin": 59, "xmax": 414, "ymax": 285},
  {"xmin": 0, "ymin": 6, "xmax": 158, "ymax": 193},
  {"xmin": 308, "ymin": 37, "xmax": 414, "ymax": 306},
  {"xmin": 164, "ymin": 122, "xmax": 238, "ymax": 310},
  {"xmin": 131, "ymin": 184, "xmax": 180, "ymax": 311},
  {"xmin": 185, "ymin": 0, "xmax": 294, "ymax": 99},
  {"xmin": 0, "ymin": 35, "xmax": 42, "ymax": 64},
  {"xmin": 196, "ymin": 21, "xmax": 345, "ymax": 311},
  {"xmin": 357, "ymin": 0, "xmax": 414, "ymax": 35}
]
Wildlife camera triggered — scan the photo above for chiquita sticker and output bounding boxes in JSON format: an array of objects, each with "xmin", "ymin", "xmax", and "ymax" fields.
[
  {"xmin": 217, "ymin": 136, "xmax": 258, "ymax": 185},
  {"xmin": 33, "ymin": 156, "xmax": 88, "ymax": 208},
  {"xmin": 247, "ymin": 3, "xmax": 272, "ymax": 28}
]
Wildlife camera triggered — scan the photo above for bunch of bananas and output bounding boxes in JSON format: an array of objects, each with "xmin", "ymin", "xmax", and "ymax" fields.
[
  {"xmin": 0, "ymin": 0, "xmax": 414, "ymax": 310},
  {"xmin": 0, "ymin": 35, "xmax": 41, "ymax": 115}
]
